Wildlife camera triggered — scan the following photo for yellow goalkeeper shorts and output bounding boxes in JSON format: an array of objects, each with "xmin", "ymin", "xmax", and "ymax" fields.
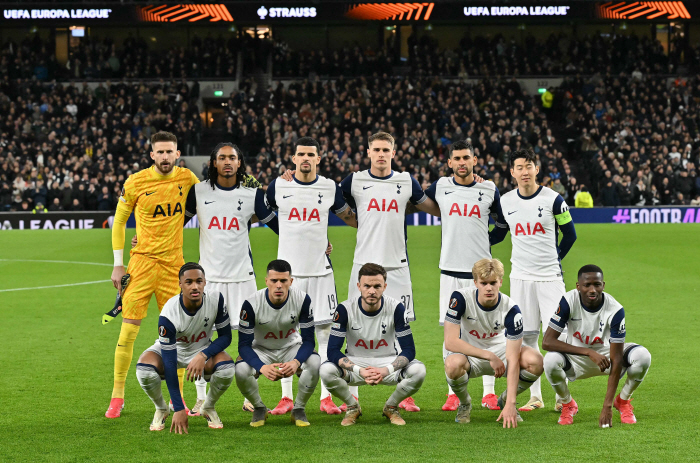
[{"xmin": 121, "ymin": 254, "xmax": 181, "ymax": 320}]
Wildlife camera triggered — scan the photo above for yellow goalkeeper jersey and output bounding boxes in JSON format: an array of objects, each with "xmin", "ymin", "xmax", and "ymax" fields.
[{"xmin": 115, "ymin": 166, "xmax": 199, "ymax": 266}]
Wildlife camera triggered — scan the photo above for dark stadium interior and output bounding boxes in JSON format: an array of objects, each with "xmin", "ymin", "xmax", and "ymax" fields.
[{"xmin": 1, "ymin": 1, "xmax": 699, "ymax": 212}]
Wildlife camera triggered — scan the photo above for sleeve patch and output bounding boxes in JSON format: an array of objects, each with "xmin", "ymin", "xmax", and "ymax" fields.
[
  {"xmin": 159, "ymin": 325, "xmax": 167, "ymax": 337},
  {"xmin": 551, "ymin": 314, "xmax": 561, "ymax": 322},
  {"xmin": 333, "ymin": 311, "xmax": 340, "ymax": 322},
  {"xmin": 332, "ymin": 323, "xmax": 341, "ymax": 329},
  {"xmin": 240, "ymin": 309, "xmax": 248, "ymax": 321},
  {"xmin": 447, "ymin": 309, "xmax": 458, "ymax": 317},
  {"xmin": 449, "ymin": 298, "xmax": 459, "ymax": 309},
  {"xmin": 513, "ymin": 312, "xmax": 523, "ymax": 331},
  {"xmin": 159, "ymin": 336, "xmax": 169, "ymax": 344},
  {"xmin": 239, "ymin": 320, "xmax": 249, "ymax": 327}
]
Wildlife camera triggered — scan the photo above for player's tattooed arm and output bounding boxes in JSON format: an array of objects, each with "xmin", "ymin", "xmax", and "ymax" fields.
[
  {"xmin": 339, "ymin": 357, "xmax": 356, "ymax": 371},
  {"xmin": 338, "ymin": 207, "xmax": 358, "ymax": 228},
  {"xmin": 390, "ymin": 355, "xmax": 409, "ymax": 371}
]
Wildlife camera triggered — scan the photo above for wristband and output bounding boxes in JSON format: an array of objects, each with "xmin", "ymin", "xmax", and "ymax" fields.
[
  {"xmin": 386, "ymin": 365, "xmax": 395, "ymax": 375},
  {"xmin": 113, "ymin": 249, "xmax": 124, "ymax": 267},
  {"xmin": 352, "ymin": 365, "xmax": 362, "ymax": 375}
]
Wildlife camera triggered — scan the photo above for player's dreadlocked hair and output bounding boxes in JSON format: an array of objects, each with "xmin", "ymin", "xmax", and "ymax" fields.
[
  {"xmin": 179, "ymin": 262, "xmax": 205, "ymax": 279},
  {"xmin": 207, "ymin": 143, "xmax": 247, "ymax": 190}
]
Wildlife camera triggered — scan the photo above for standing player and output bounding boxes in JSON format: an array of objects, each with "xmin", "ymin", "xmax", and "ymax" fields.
[
  {"xmin": 235, "ymin": 260, "xmax": 321, "ymax": 427},
  {"xmin": 424, "ymin": 140, "xmax": 508, "ymax": 411},
  {"xmin": 542, "ymin": 265, "xmax": 651, "ymax": 426},
  {"xmin": 135, "ymin": 263, "xmax": 234, "ymax": 432},
  {"xmin": 184, "ymin": 142, "xmax": 279, "ymax": 415},
  {"xmin": 443, "ymin": 258, "xmax": 543, "ymax": 427},
  {"xmin": 500, "ymin": 148, "xmax": 577, "ymax": 412},
  {"xmin": 339, "ymin": 131, "xmax": 440, "ymax": 411},
  {"xmin": 268, "ymin": 137, "xmax": 357, "ymax": 415},
  {"xmin": 106, "ymin": 131, "xmax": 199, "ymax": 418},
  {"xmin": 321, "ymin": 263, "xmax": 426, "ymax": 426}
]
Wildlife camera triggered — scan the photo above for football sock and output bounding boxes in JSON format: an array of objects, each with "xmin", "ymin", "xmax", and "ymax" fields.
[
  {"xmin": 445, "ymin": 372, "xmax": 471, "ymax": 406},
  {"xmin": 319, "ymin": 363, "xmax": 357, "ymax": 407},
  {"xmin": 177, "ymin": 368, "xmax": 185, "ymax": 401},
  {"xmin": 349, "ymin": 385, "xmax": 359, "ymax": 400},
  {"xmin": 543, "ymin": 352, "xmax": 572, "ymax": 403},
  {"xmin": 112, "ymin": 322, "xmax": 140, "ymax": 399},
  {"xmin": 234, "ymin": 362, "xmax": 265, "ymax": 408},
  {"xmin": 136, "ymin": 364, "xmax": 167, "ymax": 410},
  {"xmin": 386, "ymin": 361, "xmax": 426, "ymax": 407},
  {"xmin": 316, "ymin": 323, "xmax": 332, "ymax": 399},
  {"xmin": 447, "ymin": 385, "xmax": 455, "ymax": 395},
  {"xmin": 294, "ymin": 355, "xmax": 320, "ymax": 410},
  {"xmin": 202, "ymin": 361, "xmax": 235, "ymax": 409},
  {"xmin": 620, "ymin": 346, "xmax": 651, "ymax": 400},
  {"xmin": 517, "ymin": 369, "xmax": 539, "ymax": 395},
  {"xmin": 281, "ymin": 375, "xmax": 293, "ymax": 399},
  {"xmin": 482, "ymin": 375, "xmax": 495, "ymax": 396},
  {"xmin": 195, "ymin": 376, "xmax": 207, "ymax": 401},
  {"xmin": 523, "ymin": 333, "xmax": 543, "ymax": 399}
]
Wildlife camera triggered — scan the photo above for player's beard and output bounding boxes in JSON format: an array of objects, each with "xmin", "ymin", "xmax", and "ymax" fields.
[
  {"xmin": 454, "ymin": 166, "xmax": 472, "ymax": 179},
  {"xmin": 155, "ymin": 159, "xmax": 174, "ymax": 174},
  {"xmin": 299, "ymin": 164, "xmax": 312, "ymax": 174}
]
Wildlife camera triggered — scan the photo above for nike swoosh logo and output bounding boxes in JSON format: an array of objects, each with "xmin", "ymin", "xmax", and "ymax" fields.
[
  {"xmin": 351, "ymin": 327, "xmax": 362, "ymax": 330},
  {"xmin": 205, "ymin": 200, "xmax": 215, "ymax": 204},
  {"xmin": 445, "ymin": 191, "xmax": 455, "ymax": 195},
  {"xmin": 508, "ymin": 211, "xmax": 517, "ymax": 215},
  {"xmin": 258, "ymin": 321, "xmax": 270, "ymax": 325},
  {"xmin": 466, "ymin": 317, "xmax": 476, "ymax": 320},
  {"xmin": 362, "ymin": 186, "xmax": 373, "ymax": 190},
  {"xmin": 283, "ymin": 195, "xmax": 293, "ymax": 199},
  {"xmin": 117, "ymin": 344, "xmax": 125, "ymax": 347},
  {"xmin": 570, "ymin": 318, "xmax": 582, "ymax": 321},
  {"xmin": 145, "ymin": 192, "xmax": 156, "ymax": 196}
]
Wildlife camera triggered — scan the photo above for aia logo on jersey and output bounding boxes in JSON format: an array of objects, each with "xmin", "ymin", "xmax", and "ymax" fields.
[
  {"xmin": 208, "ymin": 216, "xmax": 240, "ymax": 231},
  {"xmin": 289, "ymin": 207, "xmax": 320, "ymax": 221},
  {"xmin": 468, "ymin": 330, "xmax": 500, "ymax": 339},
  {"xmin": 367, "ymin": 198, "xmax": 399, "ymax": 213},
  {"xmin": 264, "ymin": 329, "xmax": 296, "ymax": 339},
  {"xmin": 354, "ymin": 339, "xmax": 389, "ymax": 349},
  {"xmin": 514, "ymin": 222, "xmax": 546, "ymax": 236},
  {"xmin": 448, "ymin": 203, "xmax": 481, "ymax": 218},
  {"xmin": 449, "ymin": 298, "xmax": 458, "ymax": 309},
  {"xmin": 152, "ymin": 203, "xmax": 183, "ymax": 218},
  {"xmin": 177, "ymin": 331, "xmax": 207, "ymax": 344},
  {"xmin": 573, "ymin": 331, "xmax": 604, "ymax": 345}
]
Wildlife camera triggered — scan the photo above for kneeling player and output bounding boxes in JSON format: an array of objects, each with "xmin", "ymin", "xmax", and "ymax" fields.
[
  {"xmin": 543, "ymin": 265, "xmax": 651, "ymax": 427},
  {"xmin": 321, "ymin": 263, "xmax": 426, "ymax": 426},
  {"xmin": 235, "ymin": 259, "xmax": 320, "ymax": 427},
  {"xmin": 443, "ymin": 258, "xmax": 543, "ymax": 428},
  {"xmin": 136, "ymin": 263, "xmax": 234, "ymax": 433}
]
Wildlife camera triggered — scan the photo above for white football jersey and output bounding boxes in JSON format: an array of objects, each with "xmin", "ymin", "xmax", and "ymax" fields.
[
  {"xmin": 548, "ymin": 290, "xmax": 626, "ymax": 356},
  {"xmin": 189, "ymin": 182, "xmax": 275, "ymax": 283},
  {"xmin": 331, "ymin": 295, "xmax": 409, "ymax": 367},
  {"xmin": 444, "ymin": 287, "xmax": 523, "ymax": 349},
  {"xmin": 239, "ymin": 287, "xmax": 312, "ymax": 351},
  {"xmin": 158, "ymin": 289, "xmax": 229, "ymax": 359},
  {"xmin": 266, "ymin": 175, "xmax": 348, "ymax": 277},
  {"xmin": 500, "ymin": 186, "xmax": 568, "ymax": 281},
  {"xmin": 426, "ymin": 177, "xmax": 507, "ymax": 273},
  {"xmin": 340, "ymin": 170, "xmax": 427, "ymax": 269}
]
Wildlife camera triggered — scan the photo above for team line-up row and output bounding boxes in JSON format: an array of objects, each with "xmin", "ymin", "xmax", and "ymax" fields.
[{"xmin": 104, "ymin": 131, "xmax": 650, "ymax": 433}]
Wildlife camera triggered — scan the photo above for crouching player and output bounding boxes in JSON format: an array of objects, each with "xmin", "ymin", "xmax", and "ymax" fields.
[
  {"xmin": 321, "ymin": 263, "xmax": 426, "ymax": 426},
  {"xmin": 235, "ymin": 259, "xmax": 320, "ymax": 427},
  {"xmin": 443, "ymin": 258, "xmax": 543, "ymax": 428},
  {"xmin": 135, "ymin": 263, "xmax": 234, "ymax": 433},
  {"xmin": 543, "ymin": 265, "xmax": 651, "ymax": 427}
]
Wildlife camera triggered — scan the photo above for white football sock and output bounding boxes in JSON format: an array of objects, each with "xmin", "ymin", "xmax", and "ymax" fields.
[
  {"xmin": 281, "ymin": 375, "xmax": 293, "ymax": 399},
  {"xmin": 386, "ymin": 361, "xmax": 426, "ymax": 407},
  {"xmin": 523, "ymin": 333, "xmax": 543, "ymax": 399},
  {"xmin": 136, "ymin": 364, "xmax": 167, "ymax": 410},
  {"xmin": 320, "ymin": 363, "xmax": 357, "ymax": 406},
  {"xmin": 620, "ymin": 346, "xmax": 651, "ymax": 400},
  {"xmin": 294, "ymin": 355, "xmax": 320, "ymax": 409},
  {"xmin": 544, "ymin": 352, "xmax": 572, "ymax": 403},
  {"xmin": 195, "ymin": 376, "xmax": 207, "ymax": 401},
  {"xmin": 234, "ymin": 362, "xmax": 265, "ymax": 408},
  {"xmin": 202, "ymin": 361, "xmax": 234, "ymax": 409},
  {"xmin": 445, "ymin": 372, "xmax": 471, "ymax": 406},
  {"xmin": 482, "ymin": 375, "xmax": 495, "ymax": 396},
  {"xmin": 316, "ymin": 323, "xmax": 332, "ymax": 399}
]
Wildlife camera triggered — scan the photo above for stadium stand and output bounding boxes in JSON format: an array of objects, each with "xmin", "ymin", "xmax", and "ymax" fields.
[{"xmin": 1, "ymin": 33, "xmax": 698, "ymax": 211}]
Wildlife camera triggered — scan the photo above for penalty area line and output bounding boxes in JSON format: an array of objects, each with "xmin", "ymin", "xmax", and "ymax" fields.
[{"xmin": 0, "ymin": 279, "xmax": 111, "ymax": 293}]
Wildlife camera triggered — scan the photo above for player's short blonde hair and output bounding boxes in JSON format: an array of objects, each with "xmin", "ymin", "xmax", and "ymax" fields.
[
  {"xmin": 368, "ymin": 131, "xmax": 395, "ymax": 149},
  {"xmin": 472, "ymin": 258, "xmax": 505, "ymax": 282}
]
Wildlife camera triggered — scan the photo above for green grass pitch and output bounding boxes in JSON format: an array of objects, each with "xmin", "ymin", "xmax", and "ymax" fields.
[{"xmin": 1, "ymin": 224, "xmax": 699, "ymax": 462}]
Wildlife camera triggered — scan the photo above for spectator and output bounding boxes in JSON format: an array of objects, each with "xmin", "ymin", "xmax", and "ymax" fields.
[
  {"xmin": 574, "ymin": 185, "xmax": 593, "ymax": 208},
  {"xmin": 32, "ymin": 202, "xmax": 47, "ymax": 214},
  {"xmin": 48, "ymin": 197, "xmax": 63, "ymax": 211},
  {"xmin": 97, "ymin": 186, "xmax": 113, "ymax": 211}
]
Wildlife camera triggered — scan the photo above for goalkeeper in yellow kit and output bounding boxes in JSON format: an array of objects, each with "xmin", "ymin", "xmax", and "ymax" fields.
[{"xmin": 106, "ymin": 131, "xmax": 199, "ymax": 418}]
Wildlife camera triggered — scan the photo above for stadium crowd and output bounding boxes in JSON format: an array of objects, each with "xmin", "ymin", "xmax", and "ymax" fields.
[{"xmin": 1, "ymin": 35, "xmax": 699, "ymax": 211}]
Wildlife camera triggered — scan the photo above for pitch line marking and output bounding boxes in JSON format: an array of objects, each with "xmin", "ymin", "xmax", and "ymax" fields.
[
  {"xmin": 0, "ymin": 259, "xmax": 112, "ymax": 267},
  {"xmin": 0, "ymin": 279, "xmax": 112, "ymax": 293}
]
